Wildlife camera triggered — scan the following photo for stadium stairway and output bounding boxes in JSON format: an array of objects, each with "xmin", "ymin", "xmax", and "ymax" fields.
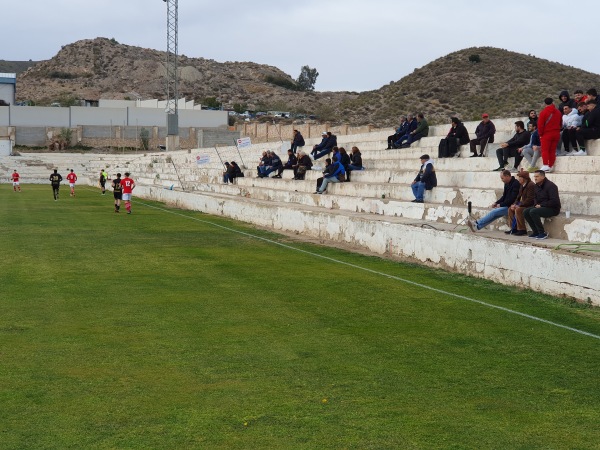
[{"xmin": 1, "ymin": 118, "xmax": 599, "ymax": 304}]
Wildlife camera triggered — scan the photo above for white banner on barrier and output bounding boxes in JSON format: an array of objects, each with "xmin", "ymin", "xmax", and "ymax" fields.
[
  {"xmin": 236, "ymin": 137, "xmax": 252, "ymax": 149},
  {"xmin": 196, "ymin": 155, "xmax": 211, "ymax": 165}
]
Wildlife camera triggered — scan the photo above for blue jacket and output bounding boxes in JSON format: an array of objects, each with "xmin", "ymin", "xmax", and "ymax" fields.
[
  {"xmin": 325, "ymin": 161, "xmax": 345, "ymax": 179},
  {"xmin": 396, "ymin": 121, "xmax": 410, "ymax": 135},
  {"xmin": 406, "ymin": 118, "xmax": 418, "ymax": 134}
]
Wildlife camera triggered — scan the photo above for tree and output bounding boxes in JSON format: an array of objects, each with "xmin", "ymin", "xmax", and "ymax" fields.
[
  {"xmin": 297, "ymin": 65, "xmax": 319, "ymax": 91},
  {"xmin": 469, "ymin": 54, "xmax": 481, "ymax": 64}
]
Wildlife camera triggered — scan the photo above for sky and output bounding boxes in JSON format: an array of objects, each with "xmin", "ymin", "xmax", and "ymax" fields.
[{"xmin": 2, "ymin": 0, "xmax": 599, "ymax": 93}]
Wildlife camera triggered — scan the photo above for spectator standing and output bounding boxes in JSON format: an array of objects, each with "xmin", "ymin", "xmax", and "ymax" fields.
[
  {"xmin": 537, "ymin": 98, "xmax": 562, "ymax": 172},
  {"xmin": 523, "ymin": 170, "xmax": 561, "ymax": 239},
  {"xmin": 469, "ymin": 114, "xmax": 496, "ymax": 157},
  {"xmin": 507, "ymin": 170, "xmax": 535, "ymax": 236},
  {"xmin": 558, "ymin": 91, "xmax": 577, "ymax": 113},
  {"xmin": 291, "ymin": 129, "xmax": 305, "ymax": 154},
  {"xmin": 575, "ymin": 99, "xmax": 600, "ymax": 155},
  {"xmin": 467, "ymin": 170, "xmax": 520, "ymax": 232},
  {"xmin": 411, "ymin": 154, "xmax": 436, "ymax": 203},
  {"xmin": 493, "ymin": 121, "xmax": 530, "ymax": 172}
]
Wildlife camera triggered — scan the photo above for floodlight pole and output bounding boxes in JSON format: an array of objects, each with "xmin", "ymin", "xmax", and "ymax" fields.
[{"xmin": 164, "ymin": 0, "xmax": 179, "ymax": 151}]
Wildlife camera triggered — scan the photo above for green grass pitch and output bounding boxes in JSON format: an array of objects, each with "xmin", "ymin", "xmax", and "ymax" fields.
[{"xmin": 1, "ymin": 184, "xmax": 600, "ymax": 449}]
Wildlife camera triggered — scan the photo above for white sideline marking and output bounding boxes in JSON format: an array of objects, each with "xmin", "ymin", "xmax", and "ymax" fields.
[{"xmin": 135, "ymin": 199, "xmax": 600, "ymax": 341}]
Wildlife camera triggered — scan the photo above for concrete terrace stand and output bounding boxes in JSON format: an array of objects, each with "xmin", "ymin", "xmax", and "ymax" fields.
[{"xmin": 1, "ymin": 117, "xmax": 599, "ymax": 304}]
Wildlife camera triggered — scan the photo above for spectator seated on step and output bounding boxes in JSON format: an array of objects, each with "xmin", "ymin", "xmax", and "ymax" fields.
[
  {"xmin": 387, "ymin": 115, "xmax": 409, "ymax": 149},
  {"xmin": 315, "ymin": 158, "xmax": 332, "ymax": 192},
  {"xmin": 223, "ymin": 162, "xmax": 232, "ymax": 183},
  {"xmin": 561, "ymin": 104, "xmax": 583, "ymax": 154},
  {"xmin": 522, "ymin": 170, "xmax": 561, "ymax": 240},
  {"xmin": 311, "ymin": 131, "xmax": 337, "ymax": 159},
  {"xmin": 520, "ymin": 121, "xmax": 541, "ymax": 171},
  {"xmin": 315, "ymin": 154, "xmax": 345, "ymax": 194},
  {"xmin": 494, "ymin": 120, "xmax": 530, "ymax": 172},
  {"xmin": 526, "ymin": 109, "xmax": 538, "ymax": 128},
  {"xmin": 275, "ymin": 149, "xmax": 297, "ymax": 178},
  {"xmin": 259, "ymin": 150, "xmax": 283, "ymax": 178},
  {"xmin": 338, "ymin": 147, "xmax": 350, "ymax": 179},
  {"xmin": 573, "ymin": 89, "xmax": 588, "ymax": 104},
  {"xmin": 467, "ymin": 169, "xmax": 520, "ymax": 232},
  {"xmin": 394, "ymin": 113, "xmax": 428, "ymax": 148},
  {"xmin": 313, "ymin": 132, "xmax": 338, "ymax": 160},
  {"xmin": 438, "ymin": 117, "xmax": 470, "ymax": 158},
  {"xmin": 469, "ymin": 113, "xmax": 496, "ymax": 157},
  {"xmin": 392, "ymin": 115, "xmax": 417, "ymax": 148},
  {"xmin": 558, "ymin": 90, "xmax": 577, "ymax": 113},
  {"xmin": 229, "ymin": 161, "xmax": 244, "ymax": 182},
  {"xmin": 411, "ymin": 154, "xmax": 436, "ymax": 203},
  {"xmin": 257, "ymin": 151, "xmax": 271, "ymax": 177},
  {"xmin": 293, "ymin": 151, "xmax": 313, "ymax": 180},
  {"xmin": 346, "ymin": 146, "xmax": 363, "ymax": 182},
  {"xmin": 575, "ymin": 99, "xmax": 600, "ymax": 156},
  {"xmin": 507, "ymin": 170, "xmax": 535, "ymax": 236}
]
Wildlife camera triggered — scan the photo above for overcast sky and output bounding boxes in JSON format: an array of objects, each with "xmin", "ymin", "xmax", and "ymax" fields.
[{"xmin": 2, "ymin": 0, "xmax": 598, "ymax": 92}]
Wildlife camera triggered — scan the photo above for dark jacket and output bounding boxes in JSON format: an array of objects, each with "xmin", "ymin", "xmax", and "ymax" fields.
[
  {"xmin": 297, "ymin": 154, "xmax": 313, "ymax": 168},
  {"xmin": 350, "ymin": 151, "xmax": 362, "ymax": 168},
  {"xmin": 396, "ymin": 121, "xmax": 410, "ymax": 136},
  {"xmin": 313, "ymin": 136, "xmax": 328, "ymax": 151},
  {"xmin": 475, "ymin": 120, "xmax": 496, "ymax": 142},
  {"xmin": 284, "ymin": 153, "xmax": 297, "ymax": 168},
  {"xmin": 497, "ymin": 176, "xmax": 520, "ymax": 207},
  {"xmin": 270, "ymin": 152, "xmax": 282, "ymax": 169},
  {"xmin": 582, "ymin": 107, "xmax": 600, "ymax": 130},
  {"xmin": 406, "ymin": 118, "xmax": 418, "ymax": 134},
  {"xmin": 504, "ymin": 130, "xmax": 531, "ymax": 150},
  {"xmin": 230, "ymin": 163, "xmax": 244, "ymax": 178},
  {"xmin": 415, "ymin": 161, "xmax": 437, "ymax": 190},
  {"xmin": 339, "ymin": 152, "xmax": 351, "ymax": 169},
  {"xmin": 514, "ymin": 179, "xmax": 535, "ymax": 207},
  {"xmin": 292, "ymin": 132, "xmax": 305, "ymax": 146},
  {"xmin": 558, "ymin": 91, "xmax": 577, "ymax": 113},
  {"xmin": 534, "ymin": 178, "xmax": 561, "ymax": 213},
  {"xmin": 448, "ymin": 122, "xmax": 470, "ymax": 145}
]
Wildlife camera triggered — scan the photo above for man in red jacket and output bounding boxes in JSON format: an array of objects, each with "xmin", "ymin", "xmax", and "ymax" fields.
[{"xmin": 537, "ymin": 97, "xmax": 562, "ymax": 172}]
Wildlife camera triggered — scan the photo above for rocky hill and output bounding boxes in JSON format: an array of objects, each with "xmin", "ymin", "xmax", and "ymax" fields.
[{"xmin": 15, "ymin": 39, "xmax": 600, "ymax": 126}]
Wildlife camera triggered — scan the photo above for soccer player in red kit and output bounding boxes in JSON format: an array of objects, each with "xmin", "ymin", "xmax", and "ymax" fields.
[
  {"xmin": 66, "ymin": 169, "xmax": 77, "ymax": 197},
  {"xmin": 11, "ymin": 170, "xmax": 21, "ymax": 192},
  {"xmin": 120, "ymin": 172, "xmax": 136, "ymax": 214}
]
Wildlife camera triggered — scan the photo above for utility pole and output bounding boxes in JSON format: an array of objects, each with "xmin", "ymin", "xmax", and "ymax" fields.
[{"xmin": 163, "ymin": 0, "xmax": 179, "ymax": 151}]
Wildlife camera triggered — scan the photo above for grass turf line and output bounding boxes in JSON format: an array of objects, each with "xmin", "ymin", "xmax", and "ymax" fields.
[{"xmin": 1, "ymin": 185, "xmax": 600, "ymax": 449}]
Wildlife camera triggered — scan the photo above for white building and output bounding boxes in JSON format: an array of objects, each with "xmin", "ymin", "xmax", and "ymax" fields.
[{"xmin": 0, "ymin": 73, "xmax": 16, "ymax": 105}]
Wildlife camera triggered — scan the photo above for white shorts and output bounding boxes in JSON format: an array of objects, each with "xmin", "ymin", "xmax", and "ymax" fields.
[
  {"xmin": 13, "ymin": 181, "xmax": 19, "ymax": 186},
  {"xmin": 69, "ymin": 183, "xmax": 75, "ymax": 188},
  {"xmin": 122, "ymin": 193, "xmax": 132, "ymax": 201}
]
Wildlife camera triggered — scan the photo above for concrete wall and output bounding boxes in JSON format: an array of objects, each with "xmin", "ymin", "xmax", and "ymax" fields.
[
  {"xmin": 72, "ymin": 107, "xmax": 128, "ymax": 126},
  {"xmin": 198, "ymin": 129, "xmax": 241, "ymax": 148},
  {"xmin": 9, "ymin": 105, "xmax": 70, "ymax": 127}
]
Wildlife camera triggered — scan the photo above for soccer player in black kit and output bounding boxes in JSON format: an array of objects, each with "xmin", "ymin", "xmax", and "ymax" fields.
[
  {"xmin": 112, "ymin": 172, "xmax": 123, "ymax": 213},
  {"xmin": 49, "ymin": 169, "xmax": 62, "ymax": 201}
]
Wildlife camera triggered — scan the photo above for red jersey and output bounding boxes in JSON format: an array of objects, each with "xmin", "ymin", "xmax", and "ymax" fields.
[
  {"xmin": 121, "ymin": 177, "xmax": 135, "ymax": 194},
  {"xmin": 11, "ymin": 172, "xmax": 20, "ymax": 182},
  {"xmin": 67, "ymin": 172, "xmax": 77, "ymax": 183}
]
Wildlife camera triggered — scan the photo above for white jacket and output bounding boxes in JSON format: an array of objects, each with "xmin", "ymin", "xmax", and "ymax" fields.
[{"xmin": 562, "ymin": 108, "xmax": 582, "ymax": 128}]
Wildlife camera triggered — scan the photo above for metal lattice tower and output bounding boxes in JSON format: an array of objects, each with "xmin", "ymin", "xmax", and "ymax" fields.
[{"xmin": 164, "ymin": 0, "xmax": 178, "ymax": 135}]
